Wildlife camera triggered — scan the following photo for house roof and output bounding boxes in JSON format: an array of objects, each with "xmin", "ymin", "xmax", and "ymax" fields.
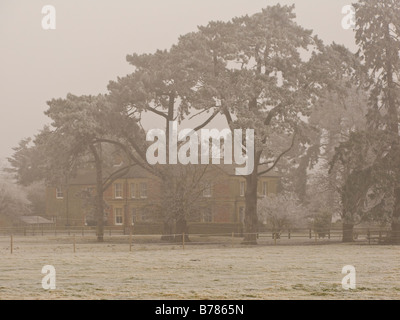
[
  {"xmin": 68, "ymin": 170, "xmax": 97, "ymax": 185},
  {"xmin": 19, "ymin": 216, "xmax": 54, "ymax": 225},
  {"xmin": 65, "ymin": 162, "xmax": 279, "ymax": 186},
  {"xmin": 215, "ymin": 163, "xmax": 280, "ymax": 177},
  {"xmin": 67, "ymin": 165, "xmax": 155, "ymax": 185}
]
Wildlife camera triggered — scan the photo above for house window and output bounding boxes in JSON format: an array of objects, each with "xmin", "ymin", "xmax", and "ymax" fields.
[
  {"xmin": 239, "ymin": 181, "xmax": 245, "ymax": 197},
  {"xmin": 262, "ymin": 181, "xmax": 268, "ymax": 197},
  {"xmin": 87, "ymin": 187, "xmax": 94, "ymax": 194},
  {"xmin": 141, "ymin": 208, "xmax": 147, "ymax": 221},
  {"xmin": 82, "ymin": 187, "xmax": 94, "ymax": 197},
  {"xmin": 114, "ymin": 183, "xmax": 123, "ymax": 199},
  {"xmin": 131, "ymin": 208, "xmax": 136, "ymax": 225},
  {"xmin": 140, "ymin": 182, "xmax": 147, "ymax": 198},
  {"xmin": 203, "ymin": 182, "xmax": 212, "ymax": 198},
  {"xmin": 56, "ymin": 187, "xmax": 63, "ymax": 199},
  {"xmin": 239, "ymin": 207, "xmax": 245, "ymax": 224},
  {"xmin": 114, "ymin": 208, "xmax": 123, "ymax": 225},
  {"xmin": 201, "ymin": 207, "xmax": 213, "ymax": 223},
  {"xmin": 130, "ymin": 183, "xmax": 136, "ymax": 199},
  {"xmin": 135, "ymin": 208, "xmax": 147, "ymax": 222}
]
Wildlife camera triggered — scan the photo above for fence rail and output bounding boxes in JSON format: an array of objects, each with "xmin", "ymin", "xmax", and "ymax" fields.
[
  {"xmin": 0, "ymin": 226, "xmax": 392, "ymax": 245},
  {"xmin": 0, "ymin": 226, "xmax": 125, "ymax": 237},
  {"xmin": 1, "ymin": 227, "xmax": 395, "ymax": 255}
]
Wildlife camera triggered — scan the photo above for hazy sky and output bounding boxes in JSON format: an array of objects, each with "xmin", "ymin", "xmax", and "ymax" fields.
[{"xmin": 0, "ymin": 0, "xmax": 357, "ymax": 161}]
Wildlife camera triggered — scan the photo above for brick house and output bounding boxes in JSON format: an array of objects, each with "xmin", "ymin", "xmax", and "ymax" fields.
[{"xmin": 45, "ymin": 164, "xmax": 280, "ymax": 233}]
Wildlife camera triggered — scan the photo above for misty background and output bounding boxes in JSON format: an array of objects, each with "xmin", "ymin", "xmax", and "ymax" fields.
[{"xmin": 0, "ymin": 0, "xmax": 356, "ymax": 161}]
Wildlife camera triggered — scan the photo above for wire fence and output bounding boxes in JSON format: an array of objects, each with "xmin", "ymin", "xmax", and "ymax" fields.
[{"xmin": 0, "ymin": 226, "xmax": 393, "ymax": 255}]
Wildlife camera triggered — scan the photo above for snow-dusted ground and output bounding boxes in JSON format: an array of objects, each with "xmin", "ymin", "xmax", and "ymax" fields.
[{"xmin": 0, "ymin": 235, "xmax": 399, "ymax": 300}]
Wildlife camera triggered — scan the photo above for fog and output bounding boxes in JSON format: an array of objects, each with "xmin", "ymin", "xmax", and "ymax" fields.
[{"xmin": 0, "ymin": 0, "xmax": 356, "ymax": 160}]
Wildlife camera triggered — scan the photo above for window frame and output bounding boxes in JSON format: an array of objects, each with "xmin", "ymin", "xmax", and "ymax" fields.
[
  {"xmin": 56, "ymin": 187, "xmax": 64, "ymax": 199},
  {"xmin": 239, "ymin": 181, "xmax": 245, "ymax": 197},
  {"xmin": 262, "ymin": 181, "xmax": 268, "ymax": 197},
  {"xmin": 140, "ymin": 182, "xmax": 147, "ymax": 199},
  {"xmin": 130, "ymin": 183, "xmax": 136, "ymax": 199},
  {"xmin": 114, "ymin": 183, "xmax": 123, "ymax": 199},
  {"xmin": 141, "ymin": 208, "xmax": 147, "ymax": 221},
  {"xmin": 114, "ymin": 207, "xmax": 123, "ymax": 225},
  {"xmin": 239, "ymin": 206, "xmax": 245, "ymax": 224},
  {"xmin": 202, "ymin": 182, "xmax": 212, "ymax": 198},
  {"xmin": 201, "ymin": 207, "xmax": 213, "ymax": 223},
  {"xmin": 131, "ymin": 208, "xmax": 136, "ymax": 224}
]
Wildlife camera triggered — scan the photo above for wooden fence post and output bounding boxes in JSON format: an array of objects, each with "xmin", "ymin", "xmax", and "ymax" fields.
[
  {"xmin": 288, "ymin": 230, "xmax": 291, "ymax": 240},
  {"xmin": 367, "ymin": 229, "xmax": 370, "ymax": 245},
  {"xmin": 10, "ymin": 235, "xmax": 13, "ymax": 254},
  {"xmin": 73, "ymin": 234, "xmax": 76, "ymax": 253},
  {"xmin": 182, "ymin": 233, "xmax": 185, "ymax": 250},
  {"xmin": 129, "ymin": 228, "xmax": 133, "ymax": 252}
]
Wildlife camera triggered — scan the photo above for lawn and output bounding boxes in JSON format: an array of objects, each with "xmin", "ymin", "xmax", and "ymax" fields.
[{"xmin": 0, "ymin": 235, "xmax": 399, "ymax": 299}]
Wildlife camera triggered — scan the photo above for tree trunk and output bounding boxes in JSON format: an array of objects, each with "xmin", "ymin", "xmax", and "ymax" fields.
[
  {"xmin": 95, "ymin": 169, "xmax": 104, "ymax": 242},
  {"xmin": 161, "ymin": 220, "xmax": 174, "ymax": 242},
  {"xmin": 242, "ymin": 152, "xmax": 261, "ymax": 244},
  {"xmin": 90, "ymin": 144, "xmax": 104, "ymax": 242},
  {"xmin": 175, "ymin": 217, "xmax": 190, "ymax": 243},
  {"xmin": 342, "ymin": 223, "xmax": 354, "ymax": 243},
  {"xmin": 391, "ymin": 187, "xmax": 400, "ymax": 244},
  {"xmin": 123, "ymin": 204, "xmax": 129, "ymax": 235},
  {"xmin": 384, "ymin": 24, "xmax": 400, "ymax": 244}
]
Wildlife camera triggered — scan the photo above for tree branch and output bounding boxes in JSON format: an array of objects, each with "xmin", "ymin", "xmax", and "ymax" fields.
[
  {"xmin": 93, "ymin": 138, "xmax": 156, "ymax": 176},
  {"xmin": 264, "ymin": 103, "xmax": 284, "ymax": 126},
  {"xmin": 258, "ymin": 132, "xmax": 297, "ymax": 176},
  {"xmin": 223, "ymin": 108, "xmax": 233, "ymax": 125},
  {"xmin": 102, "ymin": 163, "xmax": 137, "ymax": 193},
  {"xmin": 147, "ymin": 106, "xmax": 169, "ymax": 119},
  {"xmin": 192, "ymin": 108, "xmax": 219, "ymax": 132},
  {"xmin": 189, "ymin": 107, "xmax": 215, "ymax": 120},
  {"xmin": 258, "ymin": 160, "xmax": 275, "ymax": 166}
]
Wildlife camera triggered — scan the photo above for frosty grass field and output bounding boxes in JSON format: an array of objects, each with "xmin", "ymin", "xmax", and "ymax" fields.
[{"xmin": 0, "ymin": 235, "xmax": 399, "ymax": 300}]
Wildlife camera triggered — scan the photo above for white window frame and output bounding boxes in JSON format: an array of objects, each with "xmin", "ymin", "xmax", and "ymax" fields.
[
  {"xmin": 201, "ymin": 207, "xmax": 213, "ymax": 223},
  {"xmin": 239, "ymin": 206, "xmax": 245, "ymax": 224},
  {"xmin": 140, "ymin": 182, "xmax": 147, "ymax": 198},
  {"xmin": 114, "ymin": 183, "xmax": 123, "ymax": 199},
  {"xmin": 203, "ymin": 182, "xmax": 212, "ymax": 198},
  {"xmin": 262, "ymin": 181, "xmax": 268, "ymax": 197},
  {"xmin": 131, "ymin": 208, "xmax": 136, "ymax": 225},
  {"xmin": 239, "ymin": 181, "xmax": 245, "ymax": 197},
  {"xmin": 56, "ymin": 187, "xmax": 64, "ymax": 199},
  {"xmin": 130, "ymin": 183, "xmax": 136, "ymax": 199},
  {"xmin": 136, "ymin": 208, "xmax": 147, "ymax": 222},
  {"xmin": 114, "ymin": 208, "xmax": 123, "ymax": 225},
  {"xmin": 141, "ymin": 208, "xmax": 147, "ymax": 221}
]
